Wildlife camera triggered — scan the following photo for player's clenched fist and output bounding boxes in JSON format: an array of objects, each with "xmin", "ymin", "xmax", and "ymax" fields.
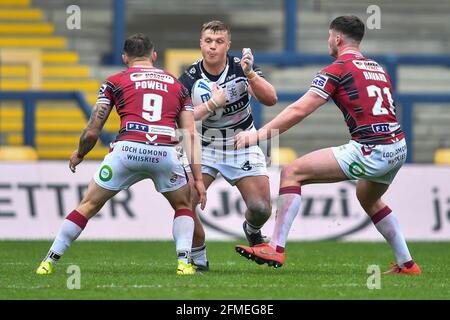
[{"xmin": 234, "ymin": 130, "xmax": 258, "ymax": 150}]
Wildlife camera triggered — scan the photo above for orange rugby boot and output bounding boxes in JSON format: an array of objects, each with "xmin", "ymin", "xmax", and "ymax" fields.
[
  {"xmin": 236, "ymin": 243, "xmax": 285, "ymax": 268},
  {"xmin": 383, "ymin": 262, "xmax": 422, "ymax": 275}
]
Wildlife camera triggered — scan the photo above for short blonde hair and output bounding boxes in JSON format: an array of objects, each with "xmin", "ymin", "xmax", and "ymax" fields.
[{"xmin": 201, "ymin": 20, "xmax": 231, "ymax": 39}]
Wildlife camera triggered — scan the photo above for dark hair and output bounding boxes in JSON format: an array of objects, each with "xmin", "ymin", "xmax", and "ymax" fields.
[
  {"xmin": 123, "ymin": 33, "xmax": 154, "ymax": 58},
  {"xmin": 329, "ymin": 15, "xmax": 365, "ymax": 42},
  {"xmin": 201, "ymin": 20, "xmax": 231, "ymax": 39}
]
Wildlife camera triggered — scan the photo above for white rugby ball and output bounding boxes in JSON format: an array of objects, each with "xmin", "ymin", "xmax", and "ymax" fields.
[{"xmin": 191, "ymin": 78, "xmax": 223, "ymax": 121}]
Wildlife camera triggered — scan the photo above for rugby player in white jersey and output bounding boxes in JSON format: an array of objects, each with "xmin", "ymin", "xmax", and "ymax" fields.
[{"xmin": 179, "ymin": 20, "xmax": 278, "ymax": 270}]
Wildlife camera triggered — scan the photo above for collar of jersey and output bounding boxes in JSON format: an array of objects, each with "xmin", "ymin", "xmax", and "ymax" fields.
[
  {"xmin": 130, "ymin": 65, "xmax": 157, "ymax": 69},
  {"xmin": 200, "ymin": 56, "xmax": 230, "ymax": 83},
  {"xmin": 338, "ymin": 50, "xmax": 363, "ymax": 58}
]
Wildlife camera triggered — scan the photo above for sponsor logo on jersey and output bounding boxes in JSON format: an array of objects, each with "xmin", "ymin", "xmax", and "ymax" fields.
[
  {"xmin": 223, "ymin": 99, "xmax": 247, "ymax": 115},
  {"xmin": 311, "ymin": 74, "xmax": 329, "ymax": 89},
  {"xmin": 148, "ymin": 126, "xmax": 176, "ymax": 137},
  {"xmin": 372, "ymin": 122, "xmax": 400, "ymax": 133},
  {"xmin": 189, "ymin": 67, "xmax": 196, "ymax": 74},
  {"xmin": 126, "ymin": 122, "xmax": 176, "ymax": 137},
  {"xmin": 130, "ymin": 72, "xmax": 174, "ymax": 84},
  {"xmin": 372, "ymin": 123, "xmax": 390, "ymax": 133},
  {"xmin": 353, "ymin": 60, "xmax": 384, "ymax": 72},
  {"xmin": 126, "ymin": 122, "xmax": 149, "ymax": 133}
]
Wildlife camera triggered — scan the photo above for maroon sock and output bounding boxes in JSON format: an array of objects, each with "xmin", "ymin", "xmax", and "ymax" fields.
[
  {"xmin": 403, "ymin": 260, "xmax": 414, "ymax": 268},
  {"xmin": 275, "ymin": 246, "xmax": 285, "ymax": 253},
  {"xmin": 66, "ymin": 210, "xmax": 88, "ymax": 229},
  {"xmin": 174, "ymin": 208, "xmax": 194, "ymax": 219}
]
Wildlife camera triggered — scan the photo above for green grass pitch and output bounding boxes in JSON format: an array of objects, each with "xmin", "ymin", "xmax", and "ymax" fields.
[{"xmin": 0, "ymin": 241, "xmax": 449, "ymax": 299}]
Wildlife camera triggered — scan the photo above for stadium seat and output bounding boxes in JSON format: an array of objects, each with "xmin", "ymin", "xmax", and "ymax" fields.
[
  {"xmin": 0, "ymin": 23, "xmax": 53, "ymax": 34},
  {"xmin": 42, "ymin": 52, "xmax": 79, "ymax": 64},
  {"xmin": 434, "ymin": 148, "xmax": 450, "ymax": 164},
  {"xmin": 0, "ymin": 65, "xmax": 89, "ymax": 77},
  {"xmin": 0, "ymin": 9, "xmax": 43, "ymax": 20},
  {"xmin": 0, "ymin": 0, "xmax": 30, "ymax": 6},
  {"xmin": 42, "ymin": 66, "xmax": 90, "ymax": 77},
  {"xmin": 0, "ymin": 146, "xmax": 38, "ymax": 161},
  {"xmin": 0, "ymin": 37, "xmax": 66, "ymax": 48},
  {"xmin": 271, "ymin": 147, "xmax": 297, "ymax": 165}
]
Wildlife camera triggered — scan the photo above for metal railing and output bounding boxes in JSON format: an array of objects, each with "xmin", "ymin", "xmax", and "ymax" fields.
[{"xmin": 0, "ymin": 91, "xmax": 114, "ymax": 147}]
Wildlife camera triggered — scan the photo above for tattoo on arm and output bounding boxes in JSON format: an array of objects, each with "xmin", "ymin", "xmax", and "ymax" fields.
[
  {"xmin": 78, "ymin": 103, "xmax": 112, "ymax": 157},
  {"xmin": 86, "ymin": 104, "xmax": 109, "ymax": 129}
]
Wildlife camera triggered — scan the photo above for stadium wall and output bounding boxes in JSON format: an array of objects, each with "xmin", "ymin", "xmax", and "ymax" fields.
[{"xmin": 1, "ymin": 163, "xmax": 449, "ymax": 241}]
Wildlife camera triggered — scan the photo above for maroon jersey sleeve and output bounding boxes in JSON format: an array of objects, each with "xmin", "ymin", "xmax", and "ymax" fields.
[
  {"xmin": 308, "ymin": 63, "xmax": 343, "ymax": 100},
  {"xmin": 96, "ymin": 74, "xmax": 122, "ymax": 107},
  {"xmin": 179, "ymin": 83, "xmax": 193, "ymax": 112}
]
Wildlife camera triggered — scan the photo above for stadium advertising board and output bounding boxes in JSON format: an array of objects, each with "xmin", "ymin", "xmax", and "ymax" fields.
[{"xmin": 0, "ymin": 162, "xmax": 449, "ymax": 240}]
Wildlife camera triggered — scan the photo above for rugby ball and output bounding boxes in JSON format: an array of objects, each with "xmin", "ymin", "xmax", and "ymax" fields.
[{"xmin": 191, "ymin": 78, "xmax": 223, "ymax": 121}]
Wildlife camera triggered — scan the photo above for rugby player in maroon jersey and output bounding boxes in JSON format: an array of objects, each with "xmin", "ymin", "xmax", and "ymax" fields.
[
  {"xmin": 36, "ymin": 34, "xmax": 206, "ymax": 276},
  {"xmin": 235, "ymin": 16, "xmax": 420, "ymax": 275}
]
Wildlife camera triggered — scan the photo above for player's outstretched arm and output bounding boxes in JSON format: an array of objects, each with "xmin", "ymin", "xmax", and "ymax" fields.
[
  {"xmin": 234, "ymin": 91, "xmax": 326, "ymax": 149},
  {"xmin": 178, "ymin": 110, "xmax": 207, "ymax": 209},
  {"xmin": 241, "ymin": 48, "xmax": 277, "ymax": 106},
  {"xmin": 69, "ymin": 103, "xmax": 113, "ymax": 172}
]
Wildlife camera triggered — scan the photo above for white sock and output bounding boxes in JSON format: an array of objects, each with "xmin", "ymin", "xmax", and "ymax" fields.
[
  {"xmin": 372, "ymin": 207, "xmax": 413, "ymax": 267},
  {"xmin": 44, "ymin": 210, "xmax": 87, "ymax": 264},
  {"xmin": 270, "ymin": 186, "xmax": 302, "ymax": 251},
  {"xmin": 173, "ymin": 210, "xmax": 194, "ymax": 264},
  {"xmin": 191, "ymin": 244, "xmax": 208, "ymax": 266},
  {"xmin": 191, "ymin": 205, "xmax": 208, "ymax": 266}
]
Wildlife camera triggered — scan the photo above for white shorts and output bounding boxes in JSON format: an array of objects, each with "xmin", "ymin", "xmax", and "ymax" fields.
[
  {"xmin": 94, "ymin": 140, "xmax": 188, "ymax": 193},
  {"xmin": 183, "ymin": 144, "xmax": 267, "ymax": 185},
  {"xmin": 332, "ymin": 138, "xmax": 407, "ymax": 185}
]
